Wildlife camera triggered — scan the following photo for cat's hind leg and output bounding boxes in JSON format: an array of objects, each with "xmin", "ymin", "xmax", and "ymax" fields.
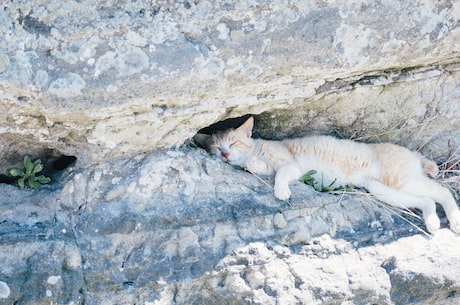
[
  {"xmin": 366, "ymin": 180, "xmax": 440, "ymax": 233},
  {"xmin": 274, "ymin": 163, "xmax": 302, "ymax": 200},
  {"xmin": 402, "ymin": 177, "xmax": 460, "ymax": 234}
]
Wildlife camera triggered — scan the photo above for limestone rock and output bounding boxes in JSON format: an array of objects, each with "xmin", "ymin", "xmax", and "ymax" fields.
[
  {"xmin": 177, "ymin": 231, "xmax": 460, "ymax": 305},
  {"xmin": 1, "ymin": 0, "xmax": 459, "ymax": 166},
  {"xmin": 1, "ymin": 147, "xmax": 459, "ymax": 304},
  {"xmin": 1, "ymin": 1, "xmax": 460, "ymax": 304}
]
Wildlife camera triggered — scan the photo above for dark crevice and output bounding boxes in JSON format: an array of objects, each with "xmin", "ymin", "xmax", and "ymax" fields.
[
  {"xmin": 196, "ymin": 114, "xmax": 253, "ymax": 136},
  {"xmin": 52, "ymin": 155, "xmax": 77, "ymax": 171},
  {"xmin": 0, "ymin": 154, "xmax": 77, "ymax": 187},
  {"xmin": 193, "ymin": 114, "xmax": 253, "ymax": 151},
  {"xmin": 0, "ymin": 174, "xmax": 16, "ymax": 185},
  {"xmin": 315, "ymin": 63, "xmax": 454, "ymax": 95}
]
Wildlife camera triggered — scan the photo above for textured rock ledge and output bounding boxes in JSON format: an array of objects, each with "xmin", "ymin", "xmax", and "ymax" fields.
[
  {"xmin": 1, "ymin": 147, "xmax": 459, "ymax": 304},
  {"xmin": 1, "ymin": 0, "xmax": 460, "ymax": 166}
]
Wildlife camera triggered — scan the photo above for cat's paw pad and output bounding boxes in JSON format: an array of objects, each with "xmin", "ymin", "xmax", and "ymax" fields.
[
  {"xmin": 448, "ymin": 210, "xmax": 460, "ymax": 234},
  {"xmin": 425, "ymin": 214, "xmax": 440, "ymax": 233},
  {"xmin": 274, "ymin": 185, "xmax": 291, "ymax": 201}
]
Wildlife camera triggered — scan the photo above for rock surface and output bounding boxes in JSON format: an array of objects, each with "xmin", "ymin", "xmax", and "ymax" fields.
[
  {"xmin": 1, "ymin": 0, "xmax": 460, "ymax": 166},
  {"xmin": 1, "ymin": 1, "xmax": 460, "ymax": 304},
  {"xmin": 1, "ymin": 147, "xmax": 460, "ymax": 304}
]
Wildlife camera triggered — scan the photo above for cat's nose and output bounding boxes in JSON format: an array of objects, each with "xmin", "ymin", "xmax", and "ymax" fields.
[{"xmin": 221, "ymin": 151, "xmax": 229, "ymax": 160}]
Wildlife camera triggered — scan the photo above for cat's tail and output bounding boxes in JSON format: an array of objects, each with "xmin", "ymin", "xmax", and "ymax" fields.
[{"xmin": 420, "ymin": 156, "xmax": 438, "ymax": 178}]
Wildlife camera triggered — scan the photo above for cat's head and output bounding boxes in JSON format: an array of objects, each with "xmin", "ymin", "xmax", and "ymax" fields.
[{"xmin": 194, "ymin": 116, "xmax": 255, "ymax": 166}]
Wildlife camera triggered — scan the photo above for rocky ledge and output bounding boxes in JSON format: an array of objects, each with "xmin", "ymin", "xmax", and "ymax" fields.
[
  {"xmin": 1, "ymin": 0, "xmax": 460, "ymax": 166},
  {"xmin": 1, "ymin": 146, "xmax": 459, "ymax": 304}
]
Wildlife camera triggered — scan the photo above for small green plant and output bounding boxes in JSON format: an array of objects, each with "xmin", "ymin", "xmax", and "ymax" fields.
[
  {"xmin": 299, "ymin": 170, "xmax": 357, "ymax": 193},
  {"xmin": 8, "ymin": 155, "xmax": 51, "ymax": 190},
  {"xmin": 300, "ymin": 170, "xmax": 317, "ymax": 187},
  {"xmin": 447, "ymin": 186, "xmax": 460, "ymax": 201}
]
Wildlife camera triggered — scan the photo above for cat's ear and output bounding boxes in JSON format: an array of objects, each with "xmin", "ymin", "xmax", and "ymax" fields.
[
  {"xmin": 237, "ymin": 116, "xmax": 254, "ymax": 138},
  {"xmin": 193, "ymin": 133, "xmax": 213, "ymax": 151}
]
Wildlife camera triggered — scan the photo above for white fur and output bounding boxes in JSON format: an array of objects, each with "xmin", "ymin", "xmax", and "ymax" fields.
[{"xmin": 201, "ymin": 117, "xmax": 460, "ymax": 233}]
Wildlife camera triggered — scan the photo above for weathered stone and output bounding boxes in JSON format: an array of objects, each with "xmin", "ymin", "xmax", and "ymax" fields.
[
  {"xmin": 1, "ymin": 147, "xmax": 459, "ymax": 304},
  {"xmin": 1, "ymin": 1, "xmax": 460, "ymax": 304},
  {"xmin": 176, "ymin": 231, "xmax": 460, "ymax": 305},
  {"xmin": 1, "ymin": 0, "xmax": 460, "ymax": 167}
]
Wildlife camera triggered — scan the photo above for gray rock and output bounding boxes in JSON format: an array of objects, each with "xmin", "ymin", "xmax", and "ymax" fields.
[
  {"xmin": 1, "ymin": 1, "xmax": 460, "ymax": 304},
  {"xmin": 0, "ymin": 1, "xmax": 459, "ymax": 165},
  {"xmin": 1, "ymin": 147, "xmax": 459, "ymax": 304}
]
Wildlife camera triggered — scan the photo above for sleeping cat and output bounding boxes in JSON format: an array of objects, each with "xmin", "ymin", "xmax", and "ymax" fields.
[{"xmin": 194, "ymin": 116, "xmax": 460, "ymax": 234}]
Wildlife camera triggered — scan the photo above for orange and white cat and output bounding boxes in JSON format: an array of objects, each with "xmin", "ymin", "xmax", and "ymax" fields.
[{"xmin": 195, "ymin": 116, "xmax": 460, "ymax": 234}]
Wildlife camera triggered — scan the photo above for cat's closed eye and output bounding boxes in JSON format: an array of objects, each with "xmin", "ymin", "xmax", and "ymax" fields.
[
  {"xmin": 230, "ymin": 140, "xmax": 250, "ymax": 149},
  {"xmin": 210, "ymin": 144, "xmax": 221, "ymax": 154},
  {"xmin": 230, "ymin": 141, "xmax": 240, "ymax": 148}
]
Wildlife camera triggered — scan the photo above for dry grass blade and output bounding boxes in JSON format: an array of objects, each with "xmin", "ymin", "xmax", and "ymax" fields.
[
  {"xmin": 334, "ymin": 188, "xmax": 431, "ymax": 237},
  {"xmin": 245, "ymin": 168, "xmax": 293, "ymax": 207},
  {"xmin": 350, "ymin": 118, "xmax": 436, "ymax": 144},
  {"xmin": 436, "ymin": 140, "xmax": 460, "ymax": 200}
]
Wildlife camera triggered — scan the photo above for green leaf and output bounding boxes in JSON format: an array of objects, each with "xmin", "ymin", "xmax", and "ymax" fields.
[
  {"xmin": 322, "ymin": 178, "xmax": 338, "ymax": 192},
  {"xmin": 9, "ymin": 167, "xmax": 22, "ymax": 177},
  {"xmin": 36, "ymin": 175, "xmax": 51, "ymax": 184},
  {"xmin": 29, "ymin": 180, "xmax": 42, "ymax": 190},
  {"xmin": 299, "ymin": 170, "xmax": 317, "ymax": 186},
  {"xmin": 304, "ymin": 169, "xmax": 317, "ymax": 177},
  {"xmin": 33, "ymin": 163, "xmax": 44, "ymax": 174},
  {"xmin": 23, "ymin": 156, "xmax": 33, "ymax": 174},
  {"xmin": 18, "ymin": 177, "xmax": 25, "ymax": 189}
]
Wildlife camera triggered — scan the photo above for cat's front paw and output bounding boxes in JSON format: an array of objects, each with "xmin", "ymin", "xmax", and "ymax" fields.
[
  {"xmin": 448, "ymin": 209, "xmax": 460, "ymax": 234},
  {"xmin": 274, "ymin": 184, "xmax": 291, "ymax": 201},
  {"xmin": 425, "ymin": 214, "xmax": 441, "ymax": 233}
]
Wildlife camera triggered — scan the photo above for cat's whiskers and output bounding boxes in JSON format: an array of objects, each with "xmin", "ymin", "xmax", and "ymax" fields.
[
  {"xmin": 245, "ymin": 168, "xmax": 293, "ymax": 207},
  {"xmin": 244, "ymin": 168, "xmax": 273, "ymax": 190}
]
